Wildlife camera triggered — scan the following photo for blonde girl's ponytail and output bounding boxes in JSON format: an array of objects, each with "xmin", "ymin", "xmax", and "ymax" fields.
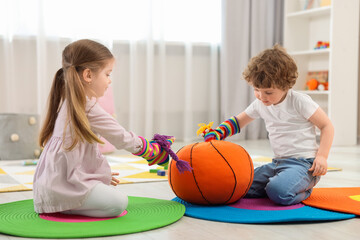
[
  {"xmin": 39, "ymin": 68, "xmax": 65, "ymax": 147},
  {"xmin": 64, "ymin": 65, "xmax": 104, "ymax": 150}
]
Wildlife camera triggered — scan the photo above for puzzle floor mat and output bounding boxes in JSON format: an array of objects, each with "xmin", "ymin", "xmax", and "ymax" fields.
[
  {"xmin": 0, "ymin": 155, "xmax": 168, "ymax": 193},
  {"xmin": 0, "ymin": 155, "xmax": 341, "ymax": 193}
]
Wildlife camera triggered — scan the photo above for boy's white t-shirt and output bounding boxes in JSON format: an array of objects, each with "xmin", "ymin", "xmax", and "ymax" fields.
[{"xmin": 245, "ymin": 89, "xmax": 319, "ymax": 159}]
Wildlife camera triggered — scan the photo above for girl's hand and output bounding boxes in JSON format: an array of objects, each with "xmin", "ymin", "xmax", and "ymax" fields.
[
  {"xmin": 111, "ymin": 172, "xmax": 120, "ymax": 186},
  {"xmin": 309, "ymin": 156, "xmax": 328, "ymax": 176}
]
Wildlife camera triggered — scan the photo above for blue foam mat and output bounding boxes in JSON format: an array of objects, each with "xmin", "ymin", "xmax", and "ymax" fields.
[{"xmin": 172, "ymin": 197, "xmax": 355, "ymax": 224}]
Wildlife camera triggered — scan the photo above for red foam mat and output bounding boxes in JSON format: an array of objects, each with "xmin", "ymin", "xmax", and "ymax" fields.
[{"xmin": 302, "ymin": 187, "xmax": 360, "ymax": 215}]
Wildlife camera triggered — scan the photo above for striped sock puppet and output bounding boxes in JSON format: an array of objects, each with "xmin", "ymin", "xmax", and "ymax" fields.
[
  {"xmin": 133, "ymin": 134, "xmax": 192, "ymax": 173},
  {"xmin": 134, "ymin": 136, "xmax": 172, "ymax": 167},
  {"xmin": 203, "ymin": 116, "xmax": 240, "ymax": 142}
]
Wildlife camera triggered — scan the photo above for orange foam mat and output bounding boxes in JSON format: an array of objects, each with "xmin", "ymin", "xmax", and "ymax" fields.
[{"xmin": 302, "ymin": 187, "xmax": 360, "ymax": 215}]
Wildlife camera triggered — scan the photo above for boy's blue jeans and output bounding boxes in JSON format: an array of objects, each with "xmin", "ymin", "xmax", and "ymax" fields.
[{"xmin": 245, "ymin": 158, "xmax": 320, "ymax": 205}]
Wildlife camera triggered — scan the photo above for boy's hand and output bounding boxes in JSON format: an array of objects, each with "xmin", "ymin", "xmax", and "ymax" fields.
[
  {"xmin": 111, "ymin": 172, "xmax": 120, "ymax": 186},
  {"xmin": 309, "ymin": 156, "xmax": 327, "ymax": 176}
]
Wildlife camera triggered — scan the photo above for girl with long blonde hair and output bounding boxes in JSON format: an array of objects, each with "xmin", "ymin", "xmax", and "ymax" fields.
[{"xmin": 34, "ymin": 39, "xmax": 176, "ymax": 217}]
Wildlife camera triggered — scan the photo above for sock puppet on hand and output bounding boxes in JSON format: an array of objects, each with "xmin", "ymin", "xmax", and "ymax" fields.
[
  {"xmin": 197, "ymin": 116, "xmax": 240, "ymax": 142},
  {"xmin": 133, "ymin": 134, "xmax": 192, "ymax": 173}
]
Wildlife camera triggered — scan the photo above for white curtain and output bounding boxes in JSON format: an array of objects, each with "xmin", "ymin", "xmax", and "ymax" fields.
[
  {"xmin": 0, "ymin": 0, "xmax": 283, "ymax": 142},
  {"xmin": 220, "ymin": 0, "xmax": 283, "ymax": 140},
  {"xmin": 0, "ymin": 0, "xmax": 220, "ymax": 142}
]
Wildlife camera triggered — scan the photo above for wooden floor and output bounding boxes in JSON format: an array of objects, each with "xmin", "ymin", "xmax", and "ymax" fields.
[{"xmin": 1, "ymin": 139, "xmax": 360, "ymax": 240}]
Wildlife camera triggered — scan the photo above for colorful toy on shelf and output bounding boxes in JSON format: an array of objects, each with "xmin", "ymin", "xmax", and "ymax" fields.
[
  {"xmin": 306, "ymin": 78, "xmax": 319, "ymax": 90},
  {"xmin": 317, "ymin": 82, "xmax": 329, "ymax": 91},
  {"xmin": 305, "ymin": 71, "xmax": 329, "ymax": 91},
  {"xmin": 320, "ymin": 0, "xmax": 331, "ymax": 7},
  {"xmin": 305, "ymin": 78, "xmax": 329, "ymax": 91},
  {"xmin": 314, "ymin": 41, "xmax": 330, "ymax": 50},
  {"xmin": 168, "ymin": 140, "xmax": 254, "ymax": 205}
]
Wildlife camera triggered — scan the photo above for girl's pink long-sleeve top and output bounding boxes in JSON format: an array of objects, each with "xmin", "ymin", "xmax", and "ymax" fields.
[{"xmin": 33, "ymin": 97, "xmax": 142, "ymax": 213}]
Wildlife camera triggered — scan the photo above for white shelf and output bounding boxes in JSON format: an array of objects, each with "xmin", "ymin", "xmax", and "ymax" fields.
[
  {"xmin": 284, "ymin": 0, "xmax": 359, "ymax": 145},
  {"xmin": 286, "ymin": 6, "xmax": 331, "ymax": 19},
  {"xmin": 298, "ymin": 90, "xmax": 330, "ymax": 95},
  {"xmin": 290, "ymin": 48, "xmax": 330, "ymax": 56}
]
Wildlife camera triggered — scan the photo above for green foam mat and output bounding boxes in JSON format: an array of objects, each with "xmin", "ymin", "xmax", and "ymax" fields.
[{"xmin": 0, "ymin": 196, "xmax": 185, "ymax": 238}]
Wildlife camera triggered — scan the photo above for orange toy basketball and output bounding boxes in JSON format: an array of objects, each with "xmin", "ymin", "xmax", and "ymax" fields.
[{"xmin": 169, "ymin": 140, "xmax": 254, "ymax": 205}]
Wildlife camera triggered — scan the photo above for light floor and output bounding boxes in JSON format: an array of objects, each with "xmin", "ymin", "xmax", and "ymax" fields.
[{"xmin": 1, "ymin": 139, "xmax": 360, "ymax": 240}]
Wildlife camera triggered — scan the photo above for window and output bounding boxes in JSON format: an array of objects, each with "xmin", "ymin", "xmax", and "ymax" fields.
[{"xmin": 0, "ymin": 0, "xmax": 221, "ymax": 43}]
